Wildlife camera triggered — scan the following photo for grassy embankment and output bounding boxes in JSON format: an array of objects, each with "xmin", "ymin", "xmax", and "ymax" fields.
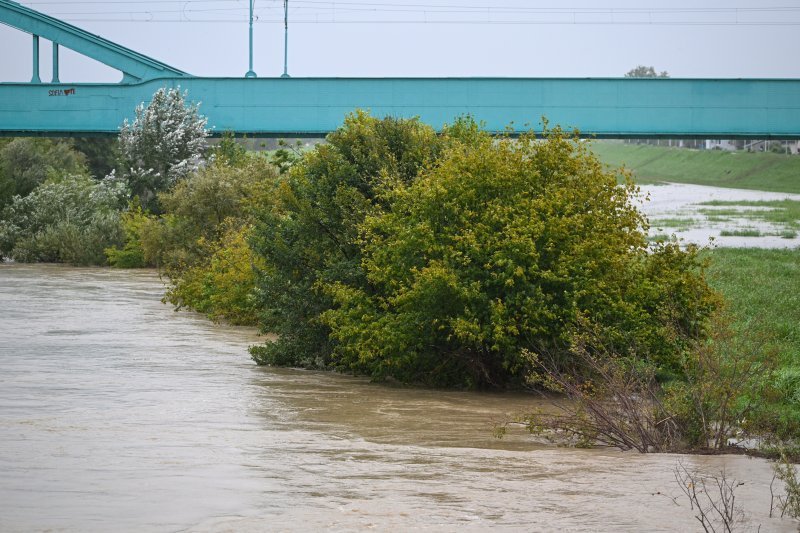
[{"xmin": 590, "ymin": 141, "xmax": 800, "ymax": 194}]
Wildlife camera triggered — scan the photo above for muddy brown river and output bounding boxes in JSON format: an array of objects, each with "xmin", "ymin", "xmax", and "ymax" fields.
[{"xmin": 0, "ymin": 264, "xmax": 794, "ymax": 531}]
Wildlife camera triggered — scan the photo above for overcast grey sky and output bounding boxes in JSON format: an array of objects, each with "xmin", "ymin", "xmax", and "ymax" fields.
[{"xmin": 2, "ymin": 0, "xmax": 800, "ymax": 83}]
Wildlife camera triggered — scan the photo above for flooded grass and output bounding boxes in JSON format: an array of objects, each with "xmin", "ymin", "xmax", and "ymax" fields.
[
  {"xmin": 650, "ymin": 217, "xmax": 697, "ymax": 229},
  {"xmin": 699, "ymin": 199, "xmax": 800, "ymax": 229},
  {"xmin": 720, "ymin": 228, "xmax": 762, "ymax": 237},
  {"xmin": 637, "ymin": 183, "xmax": 800, "ymax": 247},
  {"xmin": 647, "ymin": 233, "xmax": 672, "ymax": 243},
  {"xmin": 697, "ymin": 199, "xmax": 800, "ymax": 240}
]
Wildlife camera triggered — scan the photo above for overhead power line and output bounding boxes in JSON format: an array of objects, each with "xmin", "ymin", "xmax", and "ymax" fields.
[
  {"xmin": 19, "ymin": 0, "xmax": 800, "ymax": 9},
  {"xmin": 21, "ymin": 0, "xmax": 800, "ymax": 25}
]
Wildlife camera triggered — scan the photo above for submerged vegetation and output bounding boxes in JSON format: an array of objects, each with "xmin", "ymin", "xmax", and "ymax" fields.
[
  {"xmin": 0, "ymin": 87, "xmax": 798, "ymax": 459},
  {"xmin": 700, "ymin": 199, "xmax": 800, "ymax": 230},
  {"xmin": 646, "ymin": 198, "xmax": 800, "ymax": 240}
]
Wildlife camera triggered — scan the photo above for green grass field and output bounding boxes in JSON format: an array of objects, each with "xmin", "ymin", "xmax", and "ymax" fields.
[
  {"xmin": 705, "ymin": 248, "xmax": 800, "ymax": 368},
  {"xmin": 705, "ymin": 248, "xmax": 800, "ymax": 437},
  {"xmin": 590, "ymin": 142, "xmax": 800, "ymax": 194}
]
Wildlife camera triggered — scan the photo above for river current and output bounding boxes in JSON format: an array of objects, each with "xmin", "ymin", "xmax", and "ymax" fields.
[{"xmin": 0, "ymin": 264, "xmax": 793, "ymax": 532}]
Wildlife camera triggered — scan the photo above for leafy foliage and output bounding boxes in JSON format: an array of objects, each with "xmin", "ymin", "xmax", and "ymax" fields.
[
  {"xmin": 118, "ymin": 87, "xmax": 208, "ymax": 212},
  {"xmin": 109, "ymin": 153, "xmax": 277, "ymax": 324},
  {"xmin": 248, "ymin": 113, "xmax": 718, "ymax": 390},
  {"xmin": 522, "ymin": 329, "xmax": 682, "ymax": 452},
  {"xmin": 320, "ymin": 126, "xmax": 718, "ymax": 387},
  {"xmin": 663, "ymin": 315, "xmax": 779, "ymax": 449},
  {"xmin": 109, "ymin": 155, "xmax": 275, "ymax": 267},
  {"xmin": 249, "ymin": 111, "xmax": 443, "ymax": 368},
  {"xmin": 105, "ymin": 202, "xmax": 158, "ymax": 268},
  {"xmin": 164, "ymin": 223, "xmax": 265, "ymax": 325},
  {"xmin": 0, "ymin": 138, "xmax": 88, "ymax": 207},
  {"xmin": 511, "ymin": 311, "xmax": 784, "ymax": 455},
  {"xmin": 703, "ymin": 248, "xmax": 800, "ymax": 441},
  {"xmin": 210, "ymin": 132, "xmax": 249, "ymax": 168},
  {"xmin": 159, "ymin": 157, "xmax": 276, "ymax": 325},
  {"xmin": 0, "ymin": 175, "xmax": 126, "ymax": 264}
]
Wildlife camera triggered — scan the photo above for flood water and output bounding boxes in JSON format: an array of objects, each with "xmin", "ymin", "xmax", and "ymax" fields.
[
  {"xmin": 639, "ymin": 183, "xmax": 800, "ymax": 248},
  {"xmin": 0, "ymin": 264, "xmax": 794, "ymax": 532}
]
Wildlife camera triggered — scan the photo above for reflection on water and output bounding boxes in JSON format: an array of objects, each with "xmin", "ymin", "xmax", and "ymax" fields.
[{"xmin": 0, "ymin": 264, "xmax": 793, "ymax": 532}]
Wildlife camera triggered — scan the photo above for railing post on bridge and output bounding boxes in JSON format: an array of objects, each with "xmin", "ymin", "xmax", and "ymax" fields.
[
  {"xmin": 52, "ymin": 42, "xmax": 59, "ymax": 83},
  {"xmin": 31, "ymin": 34, "xmax": 40, "ymax": 83}
]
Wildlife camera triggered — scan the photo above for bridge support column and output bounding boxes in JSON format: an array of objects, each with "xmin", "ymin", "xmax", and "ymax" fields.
[
  {"xmin": 52, "ymin": 42, "xmax": 59, "ymax": 83},
  {"xmin": 31, "ymin": 34, "xmax": 40, "ymax": 83}
]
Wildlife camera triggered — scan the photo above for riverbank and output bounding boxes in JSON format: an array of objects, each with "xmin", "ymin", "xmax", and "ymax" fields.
[{"xmin": 591, "ymin": 141, "xmax": 800, "ymax": 194}]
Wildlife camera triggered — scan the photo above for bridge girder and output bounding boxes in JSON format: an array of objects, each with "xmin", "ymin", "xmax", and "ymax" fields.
[
  {"xmin": 1, "ymin": 0, "xmax": 799, "ymax": 139},
  {"xmin": 1, "ymin": 77, "xmax": 799, "ymax": 140}
]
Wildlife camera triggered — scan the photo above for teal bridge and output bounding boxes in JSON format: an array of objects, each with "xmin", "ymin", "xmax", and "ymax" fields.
[{"xmin": 2, "ymin": 0, "xmax": 799, "ymax": 139}]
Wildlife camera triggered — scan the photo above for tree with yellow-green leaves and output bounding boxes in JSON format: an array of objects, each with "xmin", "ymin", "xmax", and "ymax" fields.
[{"xmin": 250, "ymin": 113, "xmax": 719, "ymax": 388}]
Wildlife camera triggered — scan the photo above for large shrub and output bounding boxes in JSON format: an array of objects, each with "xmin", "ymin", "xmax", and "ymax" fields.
[
  {"xmin": 164, "ymin": 223, "xmax": 266, "ymax": 325},
  {"xmin": 108, "ymin": 155, "xmax": 276, "ymax": 270},
  {"xmin": 248, "ymin": 111, "xmax": 443, "ymax": 368},
  {"xmin": 319, "ymin": 126, "xmax": 719, "ymax": 387},
  {"xmin": 0, "ymin": 175, "xmax": 126, "ymax": 264},
  {"xmin": 108, "ymin": 152, "xmax": 277, "ymax": 325},
  {"xmin": 158, "ymin": 156, "xmax": 277, "ymax": 323}
]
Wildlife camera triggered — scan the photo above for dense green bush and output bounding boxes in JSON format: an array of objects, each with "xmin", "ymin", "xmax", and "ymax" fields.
[
  {"xmin": 318, "ymin": 126, "xmax": 719, "ymax": 387},
  {"xmin": 0, "ymin": 138, "xmax": 88, "ymax": 207},
  {"xmin": 776, "ymin": 367, "xmax": 800, "ymax": 407},
  {"xmin": 108, "ymin": 152, "xmax": 278, "ymax": 324},
  {"xmin": 164, "ymin": 223, "xmax": 265, "ymax": 325},
  {"xmin": 108, "ymin": 155, "xmax": 276, "ymax": 270},
  {"xmin": 105, "ymin": 203, "xmax": 159, "ymax": 268},
  {"xmin": 0, "ymin": 175, "xmax": 126, "ymax": 264},
  {"xmin": 248, "ymin": 114, "xmax": 718, "ymax": 389},
  {"xmin": 69, "ymin": 137, "xmax": 119, "ymax": 179},
  {"xmin": 157, "ymin": 156, "xmax": 276, "ymax": 323},
  {"xmin": 249, "ymin": 111, "xmax": 444, "ymax": 368}
]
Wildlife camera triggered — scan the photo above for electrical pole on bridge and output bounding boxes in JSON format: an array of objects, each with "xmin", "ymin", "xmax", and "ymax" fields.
[
  {"xmin": 245, "ymin": 0, "xmax": 257, "ymax": 78},
  {"xmin": 282, "ymin": 0, "xmax": 290, "ymax": 78}
]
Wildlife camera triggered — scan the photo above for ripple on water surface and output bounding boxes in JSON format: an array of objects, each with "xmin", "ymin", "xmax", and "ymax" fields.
[{"xmin": 0, "ymin": 264, "xmax": 794, "ymax": 532}]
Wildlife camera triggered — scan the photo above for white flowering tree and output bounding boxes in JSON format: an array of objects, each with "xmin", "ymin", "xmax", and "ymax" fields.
[{"xmin": 119, "ymin": 87, "xmax": 209, "ymax": 212}]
